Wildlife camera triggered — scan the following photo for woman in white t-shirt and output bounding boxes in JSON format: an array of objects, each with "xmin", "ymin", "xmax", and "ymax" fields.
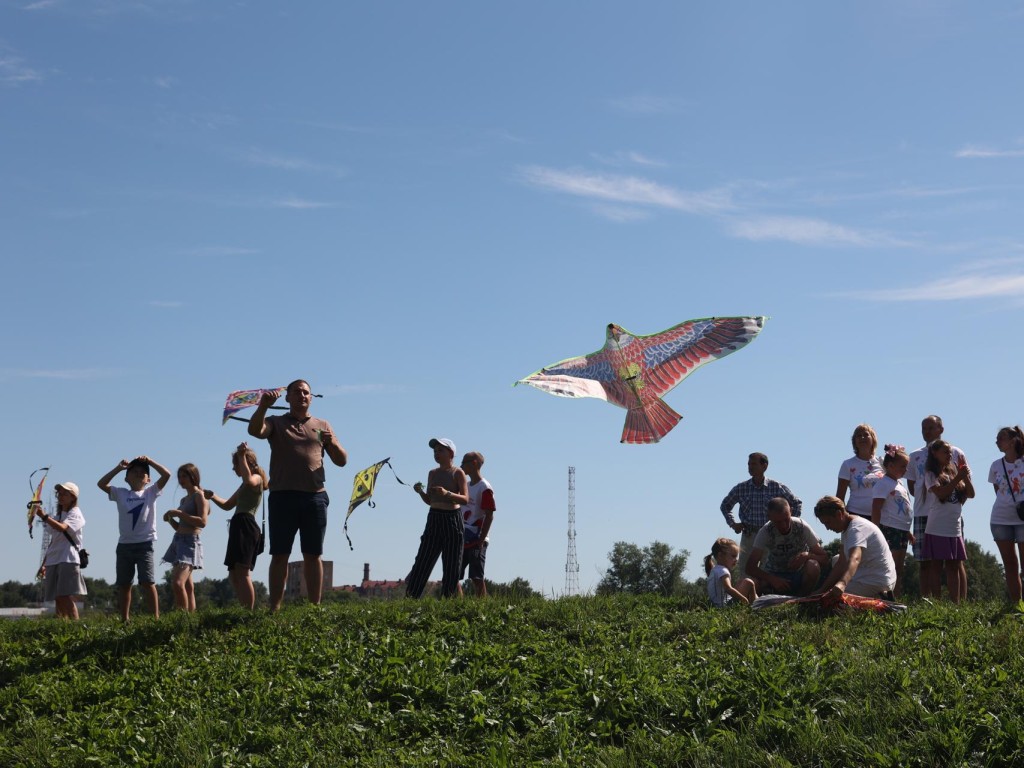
[
  {"xmin": 921, "ymin": 440, "xmax": 975, "ymax": 603},
  {"xmin": 836, "ymin": 424, "xmax": 884, "ymax": 519},
  {"xmin": 988, "ymin": 426, "xmax": 1024, "ymax": 602}
]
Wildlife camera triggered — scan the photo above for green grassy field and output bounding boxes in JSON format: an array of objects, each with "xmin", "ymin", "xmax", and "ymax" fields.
[{"xmin": 2, "ymin": 597, "xmax": 1022, "ymax": 767}]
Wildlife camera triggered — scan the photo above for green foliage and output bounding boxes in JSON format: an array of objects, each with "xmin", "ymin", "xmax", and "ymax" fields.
[
  {"xmin": 597, "ymin": 540, "xmax": 689, "ymax": 597},
  {"xmin": 2, "ymin": 598, "xmax": 1024, "ymax": 765}
]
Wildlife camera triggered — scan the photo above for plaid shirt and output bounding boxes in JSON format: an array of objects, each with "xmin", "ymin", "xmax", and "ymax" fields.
[{"xmin": 720, "ymin": 477, "xmax": 802, "ymax": 530}]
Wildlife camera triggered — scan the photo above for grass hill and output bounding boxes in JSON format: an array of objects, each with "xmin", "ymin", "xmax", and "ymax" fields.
[{"xmin": 2, "ymin": 596, "xmax": 1023, "ymax": 766}]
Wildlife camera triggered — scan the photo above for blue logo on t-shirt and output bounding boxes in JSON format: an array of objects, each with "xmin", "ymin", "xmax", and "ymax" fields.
[{"xmin": 127, "ymin": 502, "xmax": 144, "ymax": 530}]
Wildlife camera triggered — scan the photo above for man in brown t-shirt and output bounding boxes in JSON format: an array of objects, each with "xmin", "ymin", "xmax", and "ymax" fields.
[{"xmin": 249, "ymin": 379, "xmax": 348, "ymax": 610}]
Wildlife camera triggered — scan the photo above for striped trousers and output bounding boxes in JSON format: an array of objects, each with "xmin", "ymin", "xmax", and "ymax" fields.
[{"xmin": 405, "ymin": 509, "xmax": 464, "ymax": 598}]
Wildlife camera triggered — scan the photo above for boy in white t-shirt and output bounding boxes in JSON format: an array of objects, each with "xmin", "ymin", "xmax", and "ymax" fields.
[
  {"xmin": 97, "ymin": 455, "xmax": 171, "ymax": 621},
  {"xmin": 458, "ymin": 451, "xmax": 496, "ymax": 597}
]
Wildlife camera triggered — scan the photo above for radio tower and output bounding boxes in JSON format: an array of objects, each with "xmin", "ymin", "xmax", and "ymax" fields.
[{"xmin": 565, "ymin": 466, "xmax": 579, "ymax": 595}]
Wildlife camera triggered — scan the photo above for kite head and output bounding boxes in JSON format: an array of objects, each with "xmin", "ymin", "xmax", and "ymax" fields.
[{"xmin": 606, "ymin": 324, "xmax": 625, "ymax": 341}]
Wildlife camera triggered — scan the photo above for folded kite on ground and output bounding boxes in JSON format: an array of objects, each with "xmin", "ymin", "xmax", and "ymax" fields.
[
  {"xmin": 752, "ymin": 592, "xmax": 907, "ymax": 614},
  {"xmin": 515, "ymin": 316, "xmax": 767, "ymax": 444}
]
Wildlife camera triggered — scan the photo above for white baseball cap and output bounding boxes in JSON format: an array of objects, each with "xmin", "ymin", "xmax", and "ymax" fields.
[
  {"xmin": 55, "ymin": 481, "xmax": 80, "ymax": 500},
  {"xmin": 428, "ymin": 437, "xmax": 456, "ymax": 456}
]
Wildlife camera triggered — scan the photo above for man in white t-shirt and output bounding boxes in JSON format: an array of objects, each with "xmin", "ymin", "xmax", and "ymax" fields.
[{"xmin": 813, "ymin": 495, "xmax": 896, "ymax": 600}]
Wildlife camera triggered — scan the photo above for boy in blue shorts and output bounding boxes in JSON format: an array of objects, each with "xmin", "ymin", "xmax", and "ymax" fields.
[{"xmin": 97, "ymin": 455, "xmax": 171, "ymax": 621}]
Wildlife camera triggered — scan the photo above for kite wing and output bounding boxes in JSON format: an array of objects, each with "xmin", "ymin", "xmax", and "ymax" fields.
[
  {"xmin": 514, "ymin": 346, "xmax": 625, "ymax": 403},
  {"xmin": 515, "ymin": 316, "xmax": 767, "ymax": 444},
  {"xmin": 634, "ymin": 316, "xmax": 766, "ymax": 399},
  {"xmin": 26, "ymin": 466, "xmax": 49, "ymax": 539},
  {"xmin": 222, "ymin": 387, "xmax": 286, "ymax": 425}
]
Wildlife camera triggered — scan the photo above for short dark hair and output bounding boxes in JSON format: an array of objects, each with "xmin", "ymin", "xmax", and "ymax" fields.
[
  {"xmin": 749, "ymin": 452, "xmax": 769, "ymax": 467},
  {"xmin": 126, "ymin": 459, "xmax": 150, "ymax": 475},
  {"xmin": 286, "ymin": 379, "xmax": 310, "ymax": 395},
  {"xmin": 766, "ymin": 497, "xmax": 790, "ymax": 515}
]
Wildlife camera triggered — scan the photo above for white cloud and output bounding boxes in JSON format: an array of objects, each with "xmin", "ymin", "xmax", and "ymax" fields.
[
  {"xmin": 242, "ymin": 148, "xmax": 347, "ymax": 178},
  {"xmin": 591, "ymin": 150, "xmax": 667, "ymax": 168},
  {"xmin": 0, "ymin": 368, "xmax": 116, "ymax": 380},
  {"xmin": 0, "ymin": 52, "xmax": 44, "ymax": 85},
  {"xmin": 154, "ymin": 75, "xmax": 176, "ymax": 89},
  {"xmin": 955, "ymin": 144, "xmax": 1024, "ymax": 159},
  {"xmin": 591, "ymin": 205, "xmax": 651, "ymax": 223},
  {"xmin": 726, "ymin": 215, "xmax": 907, "ymax": 247},
  {"xmin": 317, "ymin": 383, "xmax": 404, "ymax": 396},
  {"xmin": 177, "ymin": 245, "xmax": 260, "ymax": 257},
  {"xmin": 520, "ymin": 166, "xmax": 731, "ymax": 216},
  {"xmin": 607, "ymin": 93, "xmax": 687, "ymax": 115},
  {"xmin": 271, "ymin": 197, "xmax": 339, "ymax": 209},
  {"xmin": 852, "ymin": 271, "xmax": 1024, "ymax": 301},
  {"xmin": 23, "ymin": 0, "xmax": 60, "ymax": 9}
]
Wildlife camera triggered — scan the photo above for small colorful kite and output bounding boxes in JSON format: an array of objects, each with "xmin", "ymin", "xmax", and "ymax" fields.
[
  {"xmin": 221, "ymin": 387, "xmax": 287, "ymax": 424},
  {"xmin": 26, "ymin": 466, "xmax": 49, "ymax": 539},
  {"xmin": 344, "ymin": 458, "xmax": 412, "ymax": 550},
  {"xmin": 515, "ymin": 316, "xmax": 767, "ymax": 444}
]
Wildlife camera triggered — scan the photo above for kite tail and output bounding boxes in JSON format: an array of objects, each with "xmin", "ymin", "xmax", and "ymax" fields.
[{"xmin": 620, "ymin": 399, "xmax": 682, "ymax": 444}]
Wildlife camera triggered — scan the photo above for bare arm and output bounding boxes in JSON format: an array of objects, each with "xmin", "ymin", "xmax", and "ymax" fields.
[
  {"xmin": 173, "ymin": 490, "xmax": 210, "ymax": 528},
  {"xmin": 836, "ymin": 477, "xmax": 850, "ymax": 502},
  {"xmin": 97, "ymin": 460, "xmax": 129, "ymax": 495},
  {"xmin": 205, "ymin": 487, "xmax": 239, "ymax": 511},
  {"xmin": 141, "ymin": 456, "xmax": 173, "ymax": 491},
  {"xmin": 817, "ymin": 547, "xmax": 863, "ymax": 596},
  {"xmin": 719, "ymin": 573, "xmax": 749, "ymax": 606},
  {"xmin": 321, "ymin": 428, "xmax": 348, "ymax": 468},
  {"xmin": 871, "ymin": 497, "xmax": 884, "ymax": 526},
  {"xmin": 247, "ymin": 391, "xmax": 277, "ymax": 439}
]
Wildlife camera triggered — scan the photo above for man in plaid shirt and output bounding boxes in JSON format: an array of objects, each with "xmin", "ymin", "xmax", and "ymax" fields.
[{"xmin": 720, "ymin": 452, "xmax": 803, "ymax": 575}]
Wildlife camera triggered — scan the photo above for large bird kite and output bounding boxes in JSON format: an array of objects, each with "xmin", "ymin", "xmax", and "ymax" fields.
[{"xmin": 515, "ymin": 316, "xmax": 766, "ymax": 444}]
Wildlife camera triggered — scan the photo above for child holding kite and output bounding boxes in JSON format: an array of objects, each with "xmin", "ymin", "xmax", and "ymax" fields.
[
  {"xmin": 704, "ymin": 538, "xmax": 757, "ymax": 607},
  {"xmin": 162, "ymin": 463, "xmax": 209, "ymax": 613},
  {"xmin": 34, "ymin": 482, "xmax": 88, "ymax": 620},
  {"xmin": 405, "ymin": 438, "xmax": 469, "ymax": 599},
  {"xmin": 205, "ymin": 443, "xmax": 268, "ymax": 609}
]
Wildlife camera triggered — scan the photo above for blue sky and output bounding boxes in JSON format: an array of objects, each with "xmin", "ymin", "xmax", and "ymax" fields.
[{"xmin": 3, "ymin": 1, "xmax": 1024, "ymax": 596}]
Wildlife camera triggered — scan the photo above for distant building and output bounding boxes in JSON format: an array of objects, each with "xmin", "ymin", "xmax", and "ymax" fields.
[
  {"xmin": 284, "ymin": 560, "xmax": 334, "ymax": 600},
  {"xmin": 335, "ymin": 563, "xmax": 434, "ymax": 599}
]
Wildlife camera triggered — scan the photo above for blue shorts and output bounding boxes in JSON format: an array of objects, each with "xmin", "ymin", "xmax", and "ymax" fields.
[
  {"xmin": 162, "ymin": 532, "xmax": 204, "ymax": 569},
  {"xmin": 461, "ymin": 541, "xmax": 488, "ymax": 580},
  {"xmin": 764, "ymin": 570, "xmax": 804, "ymax": 595},
  {"xmin": 116, "ymin": 541, "xmax": 156, "ymax": 586},
  {"xmin": 268, "ymin": 491, "xmax": 328, "ymax": 556},
  {"xmin": 991, "ymin": 523, "xmax": 1024, "ymax": 543}
]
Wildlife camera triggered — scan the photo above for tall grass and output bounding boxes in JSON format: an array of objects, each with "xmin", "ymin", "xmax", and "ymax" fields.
[{"xmin": 1, "ymin": 597, "xmax": 1022, "ymax": 766}]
